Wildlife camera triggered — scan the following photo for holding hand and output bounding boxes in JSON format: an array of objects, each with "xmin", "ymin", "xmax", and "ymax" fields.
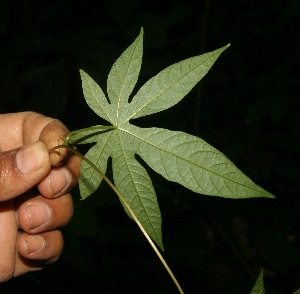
[{"xmin": 0, "ymin": 112, "xmax": 81, "ymax": 282}]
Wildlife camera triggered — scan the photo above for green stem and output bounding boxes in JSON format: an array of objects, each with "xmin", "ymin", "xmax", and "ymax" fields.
[{"xmin": 49, "ymin": 143, "xmax": 184, "ymax": 294}]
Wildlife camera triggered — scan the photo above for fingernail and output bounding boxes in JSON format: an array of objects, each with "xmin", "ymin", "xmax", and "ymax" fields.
[
  {"xmin": 26, "ymin": 202, "xmax": 52, "ymax": 231},
  {"xmin": 26, "ymin": 235, "xmax": 46, "ymax": 255},
  {"xmin": 16, "ymin": 142, "xmax": 46, "ymax": 175},
  {"xmin": 49, "ymin": 167, "xmax": 72, "ymax": 197}
]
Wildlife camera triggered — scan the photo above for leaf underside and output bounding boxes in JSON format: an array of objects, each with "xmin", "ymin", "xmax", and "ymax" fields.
[{"xmin": 70, "ymin": 27, "xmax": 274, "ymax": 250}]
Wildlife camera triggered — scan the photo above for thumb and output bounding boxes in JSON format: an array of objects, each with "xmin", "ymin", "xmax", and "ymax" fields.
[{"xmin": 0, "ymin": 141, "xmax": 51, "ymax": 201}]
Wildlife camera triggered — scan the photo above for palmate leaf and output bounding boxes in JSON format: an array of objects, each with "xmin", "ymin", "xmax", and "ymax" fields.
[{"xmin": 70, "ymin": 27, "xmax": 274, "ymax": 250}]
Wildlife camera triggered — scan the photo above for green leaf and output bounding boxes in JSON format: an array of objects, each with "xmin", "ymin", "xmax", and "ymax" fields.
[
  {"xmin": 111, "ymin": 130, "xmax": 163, "ymax": 250},
  {"xmin": 120, "ymin": 124, "xmax": 274, "ymax": 199},
  {"xmin": 107, "ymin": 27, "xmax": 143, "ymax": 125},
  {"xmin": 71, "ymin": 27, "xmax": 275, "ymax": 251},
  {"xmin": 78, "ymin": 131, "xmax": 112, "ymax": 199},
  {"xmin": 250, "ymin": 269, "xmax": 265, "ymax": 294},
  {"xmin": 79, "ymin": 70, "xmax": 113, "ymax": 124},
  {"xmin": 128, "ymin": 44, "xmax": 230, "ymax": 122}
]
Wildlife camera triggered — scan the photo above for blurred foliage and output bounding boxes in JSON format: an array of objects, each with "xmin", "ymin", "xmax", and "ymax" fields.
[{"xmin": 0, "ymin": 0, "xmax": 299, "ymax": 293}]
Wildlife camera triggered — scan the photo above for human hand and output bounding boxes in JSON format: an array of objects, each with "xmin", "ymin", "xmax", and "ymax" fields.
[{"xmin": 0, "ymin": 111, "xmax": 81, "ymax": 282}]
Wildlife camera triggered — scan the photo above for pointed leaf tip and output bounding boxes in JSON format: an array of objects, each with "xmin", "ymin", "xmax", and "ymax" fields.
[
  {"xmin": 250, "ymin": 268, "xmax": 265, "ymax": 294},
  {"xmin": 106, "ymin": 26, "xmax": 144, "ymax": 125},
  {"xmin": 121, "ymin": 125, "xmax": 275, "ymax": 200},
  {"xmin": 128, "ymin": 44, "xmax": 230, "ymax": 121}
]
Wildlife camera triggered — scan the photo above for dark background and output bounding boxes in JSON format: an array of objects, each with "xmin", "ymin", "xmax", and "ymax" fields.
[{"xmin": 0, "ymin": 0, "xmax": 299, "ymax": 293}]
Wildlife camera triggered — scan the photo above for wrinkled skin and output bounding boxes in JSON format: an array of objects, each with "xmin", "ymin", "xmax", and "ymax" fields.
[{"xmin": 0, "ymin": 112, "xmax": 81, "ymax": 282}]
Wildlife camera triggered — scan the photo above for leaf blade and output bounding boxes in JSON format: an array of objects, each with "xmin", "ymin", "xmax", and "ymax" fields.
[
  {"xmin": 250, "ymin": 269, "xmax": 265, "ymax": 294},
  {"xmin": 107, "ymin": 27, "xmax": 144, "ymax": 125},
  {"xmin": 127, "ymin": 44, "xmax": 230, "ymax": 121},
  {"xmin": 111, "ymin": 129, "xmax": 164, "ymax": 250},
  {"xmin": 121, "ymin": 124, "xmax": 275, "ymax": 199},
  {"xmin": 67, "ymin": 125, "xmax": 115, "ymax": 145},
  {"xmin": 80, "ymin": 70, "xmax": 114, "ymax": 124},
  {"xmin": 78, "ymin": 131, "xmax": 113, "ymax": 199}
]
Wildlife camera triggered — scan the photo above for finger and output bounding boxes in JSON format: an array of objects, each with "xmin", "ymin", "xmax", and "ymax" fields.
[
  {"xmin": 11, "ymin": 254, "xmax": 43, "ymax": 278},
  {"xmin": 14, "ymin": 230, "xmax": 64, "ymax": 277},
  {"xmin": 17, "ymin": 230, "xmax": 64, "ymax": 261},
  {"xmin": 0, "ymin": 112, "xmax": 54, "ymax": 151},
  {"xmin": 0, "ymin": 142, "xmax": 51, "ymax": 202},
  {"xmin": 0, "ymin": 200, "xmax": 18, "ymax": 282},
  {"xmin": 17, "ymin": 193, "xmax": 73, "ymax": 234},
  {"xmin": 37, "ymin": 153, "xmax": 81, "ymax": 198}
]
